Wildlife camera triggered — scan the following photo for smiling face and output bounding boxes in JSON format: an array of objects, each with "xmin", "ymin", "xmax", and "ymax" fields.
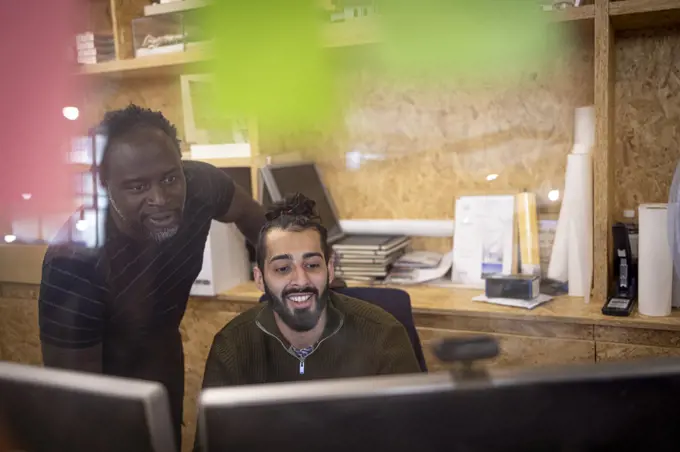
[
  {"xmin": 254, "ymin": 227, "xmax": 334, "ymax": 332},
  {"xmin": 104, "ymin": 128, "xmax": 186, "ymax": 242}
]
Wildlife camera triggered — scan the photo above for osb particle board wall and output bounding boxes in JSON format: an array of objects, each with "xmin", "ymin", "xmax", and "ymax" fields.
[
  {"xmin": 81, "ymin": 77, "xmax": 185, "ymax": 150},
  {"xmin": 262, "ymin": 38, "xmax": 594, "ymax": 252},
  {"xmin": 614, "ymin": 26, "xmax": 680, "ymax": 220},
  {"xmin": 79, "ymin": 35, "xmax": 593, "ymax": 254}
]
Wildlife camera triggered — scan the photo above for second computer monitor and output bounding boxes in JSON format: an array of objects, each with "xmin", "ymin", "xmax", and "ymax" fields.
[
  {"xmin": 198, "ymin": 358, "xmax": 680, "ymax": 452},
  {"xmin": 0, "ymin": 361, "xmax": 176, "ymax": 452},
  {"xmin": 261, "ymin": 162, "xmax": 344, "ymax": 243}
]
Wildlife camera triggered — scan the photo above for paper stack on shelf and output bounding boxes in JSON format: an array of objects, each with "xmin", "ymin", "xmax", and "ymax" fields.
[
  {"xmin": 76, "ymin": 32, "xmax": 115, "ymax": 65},
  {"xmin": 333, "ymin": 236, "xmax": 410, "ymax": 284},
  {"xmin": 387, "ymin": 251, "xmax": 453, "ymax": 285}
]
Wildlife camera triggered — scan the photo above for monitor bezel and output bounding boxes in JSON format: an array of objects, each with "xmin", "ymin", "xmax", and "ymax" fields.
[
  {"xmin": 0, "ymin": 361, "xmax": 177, "ymax": 452},
  {"xmin": 199, "ymin": 355, "xmax": 680, "ymax": 414},
  {"xmin": 260, "ymin": 161, "xmax": 345, "ymax": 244}
]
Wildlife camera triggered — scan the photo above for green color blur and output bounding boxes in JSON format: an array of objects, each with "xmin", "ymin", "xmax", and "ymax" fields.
[
  {"xmin": 379, "ymin": 0, "xmax": 560, "ymax": 77},
  {"xmin": 204, "ymin": 0, "xmax": 334, "ymax": 133},
  {"xmin": 204, "ymin": 0, "xmax": 566, "ymax": 134}
]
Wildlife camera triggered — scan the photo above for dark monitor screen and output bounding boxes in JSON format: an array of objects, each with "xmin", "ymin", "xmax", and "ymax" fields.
[
  {"xmin": 0, "ymin": 362, "xmax": 175, "ymax": 452},
  {"xmin": 266, "ymin": 163, "xmax": 343, "ymax": 242},
  {"xmin": 199, "ymin": 358, "xmax": 680, "ymax": 452},
  {"xmin": 260, "ymin": 170, "xmax": 274, "ymax": 209}
]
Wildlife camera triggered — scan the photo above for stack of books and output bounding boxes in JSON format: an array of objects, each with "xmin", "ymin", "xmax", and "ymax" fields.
[
  {"xmin": 76, "ymin": 33, "xmax": 115, "ymax": 65},
  {"xmin": 333, "ymin": 236, "xmax": 410, "ymax": 284}
]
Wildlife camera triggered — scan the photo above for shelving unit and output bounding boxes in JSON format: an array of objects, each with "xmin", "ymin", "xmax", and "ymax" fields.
[
  {"xmin": 78, "ymin": 46, "xmax": 210, "ymax": 77},
  {"xmin": 610, "ymin": 0, "xmax": 680, "ymax": 29},
  {"xmin": 74, "ymin": 0, "xmax": 680, "ymax": 305},
  {"xmin": 551, "ymin": 3, "xmax": 596, "ymax": 22},
  {"xmin": 78, "ymin": 4, "xmax": 599, "ymax": 78}
]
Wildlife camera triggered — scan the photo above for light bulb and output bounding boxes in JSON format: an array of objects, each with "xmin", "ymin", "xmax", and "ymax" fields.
[{"xmin": 62, "ymin": 106, "xmax": 79, "ymax": 121}]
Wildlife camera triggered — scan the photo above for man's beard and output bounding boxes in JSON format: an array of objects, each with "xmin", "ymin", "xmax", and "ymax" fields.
[
  {"xmin": 265, "ymin": 277, "xmax": 330, "ymax": 332},
  {"xmin": 148, "ymin": 226, "xmax": 179, "ymax": 243}
]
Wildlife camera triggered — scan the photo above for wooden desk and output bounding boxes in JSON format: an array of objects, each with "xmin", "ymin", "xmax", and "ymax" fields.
[
  {"xmin": 3, "ymin": 280, "xmax": 680, "ymax": 452},
  {"xmin": 219, "ymin": 282, "xmax": 680, "ymax": 372}
]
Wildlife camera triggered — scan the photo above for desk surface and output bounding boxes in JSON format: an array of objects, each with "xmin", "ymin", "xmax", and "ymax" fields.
[{"xmin": 219, "ymin": 282, "xmax": 680, "ymax": 331}]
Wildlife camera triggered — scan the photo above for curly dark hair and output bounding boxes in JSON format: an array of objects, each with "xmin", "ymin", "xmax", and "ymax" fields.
[
  {"xmin": 98, "ymin": 104, "xmax": 181, "ymax": 186},
  {"xmin": 256, "ymin": 192, "xmax": 331, "ymax": 269}
]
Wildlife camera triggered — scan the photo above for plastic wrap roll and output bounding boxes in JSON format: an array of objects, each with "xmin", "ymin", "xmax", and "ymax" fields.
[
  {"xmin": 574, "ymin": 106, "xmax": 595, "ymax": 149},
  {"xmin": 516, "ymin": 192, "xmax": 540, "ymax": 275},
  {"xmin": 638, "ymin": 204, "xmax": 672, "ymax": 317},
  {"xmin": 566, "ymin": 153, "xmax": 593, "ymax": 298}
]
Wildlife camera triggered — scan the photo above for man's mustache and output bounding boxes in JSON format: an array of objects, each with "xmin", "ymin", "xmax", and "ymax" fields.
[{"xmin": 282, "ymin": 286, "xmax": 318, "ymax": 298}]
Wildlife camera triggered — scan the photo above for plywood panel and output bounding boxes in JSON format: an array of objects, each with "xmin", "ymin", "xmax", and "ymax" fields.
[
  {"xmin": 261, "ymin": 39, "xmax": 594, "ymax": 254},
  {"xmin": 111, "ymin": 0, "xmax": 150, "ymax": 60},
  {"xmin": 0, "ymin": 297, "xmax": 41, "ymax": 365},
  {"xmin": 418, "ymin": 327, "xmax": 595, "ymax": 372},
  {"xmin": 180, "ymin": 299, "xmax": 241, "ymax": 452},
  {"xmin": 614, "ymin": 27, "xmax": 680, "ymax": 219},
  {"xmin": 82, "ymin": 76, "xmax": 185, "ymax": 147},
  {"xmin": 595, "ymin": 325, "xmax": 680, "ymax": 347},
  {"xmin": 596, "ymin": 341, "xmax": 680, "ymax": 362},
  {"xmin": 415, "ymin": 313, "xmax": 594, "ymax": 340},
  {"xmin": 593, "ymin": 0, "xmax": 615, "ymax": 305}
]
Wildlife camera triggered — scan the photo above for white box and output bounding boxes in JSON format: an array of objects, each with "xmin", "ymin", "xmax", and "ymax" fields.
[
  {"xmin": 191, "ymin": 221, "xmax": 250, "ymax": 296},
  {"xmin": 190, "ymin": 143, "xmax": 251, "ymax": 160}
]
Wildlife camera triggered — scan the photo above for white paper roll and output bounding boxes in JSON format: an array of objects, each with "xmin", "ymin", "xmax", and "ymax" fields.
[
  {"xmin": 548, "ymin": 156, "xmax": 575, "ymax": 282},
  {"xmin": 566, "ymin": 153, "xmax": 593, "ymax": 298},
  {"xmin": 638, "ymin": 204, "xmax": 673, "ymax": 317}
]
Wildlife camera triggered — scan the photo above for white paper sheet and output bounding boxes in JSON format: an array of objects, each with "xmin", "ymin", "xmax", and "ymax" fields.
[
  {"xmin": 452, "ymin": 195, "xmax": 516, "ymax": 288},
  {"xmin": 472, "ymin": 294, "xmax": 553, "ymax": 310}
]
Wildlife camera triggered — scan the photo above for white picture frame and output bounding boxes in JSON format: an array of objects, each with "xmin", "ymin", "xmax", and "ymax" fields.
[{"xmin": 180, "ymin": 73, "xmax": 249, "ymax": 145}]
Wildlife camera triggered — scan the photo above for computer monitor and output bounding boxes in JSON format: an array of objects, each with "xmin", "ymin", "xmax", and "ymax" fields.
[
  {"xmin": 260, "ymin": 162, "xmax": 344, "ymax": 243},
  {"xmin": 198, "ymin": 357, "xmax": 680, "ymax": 452},
  {"xmin": 0, "ymin": 361, "xmax": 176, "ymax": 452},
  {"xmin": 257, "ymin": 168, "xmax": 274, "ymax": 209}
]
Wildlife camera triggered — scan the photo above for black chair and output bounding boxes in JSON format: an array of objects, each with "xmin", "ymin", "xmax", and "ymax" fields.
[{"xmin": 259, "ymin": 287, "xmax": 427, "ymax": 372}]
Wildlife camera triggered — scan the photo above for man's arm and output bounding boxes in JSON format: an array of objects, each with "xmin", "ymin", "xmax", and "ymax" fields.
[
  {"xmin": 38, "ymin": 248, "xmax": 106, "ymax": 373},
  {"xmin": 377, "ymin": 324, "xmax": 422, "ymax": 375},
  {"xmin": 195, "ymin": 161, "xmax": 266, "ymax": 245},
  {"xmin": 216, "ymin": 183, "xmax": 266, "ymax": 246}
]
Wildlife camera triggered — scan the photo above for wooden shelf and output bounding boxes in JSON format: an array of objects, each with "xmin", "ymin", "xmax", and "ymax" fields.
[
  {"xmin": 77, "ymin": 46, "xmax": 211, "ymax": 78},
  {"xmin": 323, "ymin": 17, "xmax": 381, "ymax": 48},
  {"xmin": 610, "ymin": 0, "xmax": 680, "ymax": 30},
  {"xmin": 78, "ymin": 7, "xmax": 599, "ymax": 78},
  {"xmin": 549, "ymin": 4, "xmax": 596, "ymax": 22},
  {"xmin": 144, "ymin": 0, "xmax": 208, "ymax": 16}
]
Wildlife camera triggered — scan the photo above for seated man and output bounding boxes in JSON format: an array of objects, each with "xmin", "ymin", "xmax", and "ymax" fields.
[{"xmin": 201, "ymin": 193, "xmax": 421, "ymax": 387}]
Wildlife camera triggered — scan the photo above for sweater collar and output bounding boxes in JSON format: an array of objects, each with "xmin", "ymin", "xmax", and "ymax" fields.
[{"xmin": 256, "ymin": 292, "xmax": 344, "ymax": 347}]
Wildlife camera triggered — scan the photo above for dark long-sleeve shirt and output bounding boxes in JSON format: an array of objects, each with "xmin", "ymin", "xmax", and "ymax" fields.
[{"xmin": 201, "ymin": 292, "xmax": 422, "ymax": 388}]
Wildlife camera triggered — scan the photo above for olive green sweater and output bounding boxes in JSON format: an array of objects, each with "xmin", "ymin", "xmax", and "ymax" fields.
[{"xmin": 201, "ymin": 292, "xmax": 421, "ymax": 388}]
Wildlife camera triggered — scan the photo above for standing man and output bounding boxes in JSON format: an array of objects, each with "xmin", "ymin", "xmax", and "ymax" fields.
[{"xmin": 38, "ymin": 104, "xmax": 266, "ymax": 448}]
